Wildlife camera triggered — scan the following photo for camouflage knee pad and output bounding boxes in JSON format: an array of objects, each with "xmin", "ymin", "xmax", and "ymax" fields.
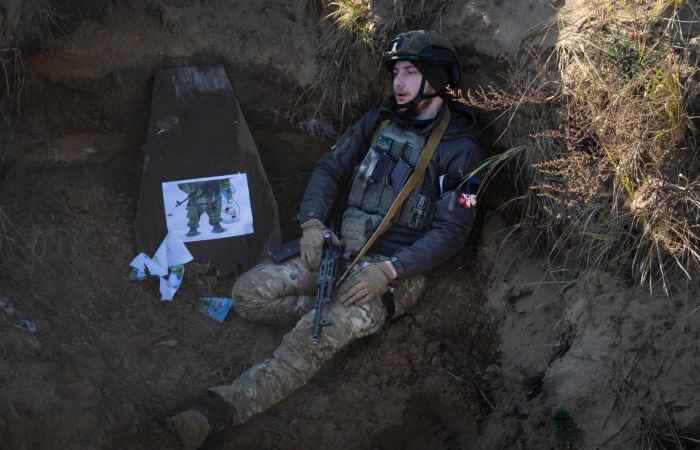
[{"xmin": 387, "ymin": 273, "xmax": 426, "ymax": 317}]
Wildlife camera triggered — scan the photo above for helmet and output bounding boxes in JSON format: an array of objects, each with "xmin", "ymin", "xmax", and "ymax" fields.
[{"xmin": 382, "ymin": 30, "xmax": 461, "ymax": 87}]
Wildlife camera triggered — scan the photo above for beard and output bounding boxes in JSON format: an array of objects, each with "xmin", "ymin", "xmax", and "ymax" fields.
[
  {"xmin": 397, "ymin": 96, "xmax": 434, "ymax": 118},
  {"xmin": 401, "ymin": 99, "xmax": 432, "ymax": 118}
]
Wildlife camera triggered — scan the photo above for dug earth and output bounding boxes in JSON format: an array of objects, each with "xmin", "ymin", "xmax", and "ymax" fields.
[{"xmin": 3, "ymin": 1, "xmax": 700, "ymax": 449}]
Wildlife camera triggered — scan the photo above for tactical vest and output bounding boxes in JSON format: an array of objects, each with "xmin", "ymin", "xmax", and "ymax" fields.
[{"xmin": 341, "ymin": 121, "xmax": 438, "ymax": 257}]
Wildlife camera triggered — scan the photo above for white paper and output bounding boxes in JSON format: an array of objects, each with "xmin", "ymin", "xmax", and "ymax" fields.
[
  {"xmin": 128, "ymin": 231, "xmax": 193, "ymax": 301},
  {"xmin": 156, "ymin": 230, "xmax": 195, "ymax": 267},
  {"xmin": 129, "ymin": 253, "xmax": 168, "ymax": 278},
  {"xmin": 159, "ymin": 268, "xmax": 184, "ymax": 301},
  {"xmin": 162, "ymin": 173, "xmax": 254, "ymax": 242}
]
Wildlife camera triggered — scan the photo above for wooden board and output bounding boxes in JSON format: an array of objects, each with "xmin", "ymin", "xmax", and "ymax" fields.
[{"xmin": 135, "ymin": 65, "xmax": 281, "ymax": 276}]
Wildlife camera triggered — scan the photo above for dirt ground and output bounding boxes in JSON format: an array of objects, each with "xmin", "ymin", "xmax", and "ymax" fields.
[
  {"xmin": 0, "ymin": 146, "xmax": 497, "ymax": 450},
  {"xmin": 5, "ymin": 154, "xmax": 700, "ymax": 449},
  {"xmin": 3, "ymin": 1, "xmax": 700, "ymax": 449}
]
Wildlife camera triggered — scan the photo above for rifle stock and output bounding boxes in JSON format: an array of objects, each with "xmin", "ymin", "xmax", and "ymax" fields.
[{"xmin": 267, "ymin": 239, "xmax": 301, "ymax": 264}]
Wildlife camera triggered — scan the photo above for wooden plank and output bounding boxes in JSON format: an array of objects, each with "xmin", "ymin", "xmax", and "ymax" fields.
[{"xmin": 135, "ymin": 65, "xmax": 281, "ymax": 276}]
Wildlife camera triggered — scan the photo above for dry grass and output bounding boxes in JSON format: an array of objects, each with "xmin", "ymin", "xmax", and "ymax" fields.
[
  {"xmin": 0, "ymin": 40, "xmax": 26, "ymax": 115},
  {"xmin": 0, "ymin": 35, "xmax": 29, "ymax": 283},
  {"xmin": 0, "ymin": 208, "xmax": 18, "ymax": 279},
  {"xmin": 1, "ymin": 34, "xmax": 27, "ymax": 168},
  {"xmin": 477, "ymin": 0, "xmax": 700, "ymax": 292}
]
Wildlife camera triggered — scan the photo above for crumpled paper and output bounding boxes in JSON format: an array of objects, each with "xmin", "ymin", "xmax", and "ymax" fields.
[{"xmin": 128, "ymin": 231, "xmax": 193, "ymax": 300}]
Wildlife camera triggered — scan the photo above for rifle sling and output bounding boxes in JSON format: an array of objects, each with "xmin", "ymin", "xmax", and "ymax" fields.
[
  {"xmin": 338, "ymin": 107, "xmax": 451, "ymax": 284},
  {"xmin": 371, "ymin": 119, "xmax": 391, "ymax": 143}
]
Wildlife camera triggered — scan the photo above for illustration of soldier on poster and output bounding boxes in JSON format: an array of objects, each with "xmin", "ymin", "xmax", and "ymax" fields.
[{"xmin": 162, "ymin": 173, "xmax": 253, "ymax": 242}]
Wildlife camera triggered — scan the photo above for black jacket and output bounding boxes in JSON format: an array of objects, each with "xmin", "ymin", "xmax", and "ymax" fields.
[{"xmin": 300, "ymin": 97, "xmax": 485, "ymax": 279}]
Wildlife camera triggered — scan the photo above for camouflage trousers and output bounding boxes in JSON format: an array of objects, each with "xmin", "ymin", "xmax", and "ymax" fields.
[
  {"xmin": 208, "ymin": 254, "xmax": 426, "ymax": 427},
  {"xmin": 186, "ymin": 196, "xmax": 222, "ymax": 228}
]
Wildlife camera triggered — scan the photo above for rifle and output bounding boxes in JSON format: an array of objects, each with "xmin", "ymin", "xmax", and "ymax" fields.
[
  {"xmin": 267, "ymin": 206, "xmax": 342, "ymax": 264},
  {"xmin": 267, "ymin": 239, "xmax": 301, "ymax": 264},
  {"xmin": 175, "ymin": 190, "xmax": 199, "ymax": 207},
  {"xmin": 311, "ymin": 231, "xmax": 341, "ymax": 346}
]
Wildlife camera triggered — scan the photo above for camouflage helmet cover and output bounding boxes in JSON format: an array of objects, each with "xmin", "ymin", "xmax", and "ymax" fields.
[{"xmin": 382, "ymin": 30, "xmax": 461, "ymax": 87}]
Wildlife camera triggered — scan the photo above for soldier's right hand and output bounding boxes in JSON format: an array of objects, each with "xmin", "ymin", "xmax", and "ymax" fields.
[{"xmin": 300, "ymin": 219, "xmax": 342, "ymax": 270}]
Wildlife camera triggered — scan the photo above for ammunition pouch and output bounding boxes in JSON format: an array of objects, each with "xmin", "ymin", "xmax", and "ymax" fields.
[
  {"xmin": 395, "ymin": 192, "xmax": 436, "ymax": 231},
  {"xmin": 340, "ymin": 207, "xmax": 383, "ymax": 258}
]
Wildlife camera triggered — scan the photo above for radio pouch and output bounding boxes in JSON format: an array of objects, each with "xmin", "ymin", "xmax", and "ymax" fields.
[
  {"xmin": 390, "ymin": 159, "xmax": 413, "ymax": 191},
  {"xmin": 371, "ymin": 153, "xmax": 396, "ymax": 184}
]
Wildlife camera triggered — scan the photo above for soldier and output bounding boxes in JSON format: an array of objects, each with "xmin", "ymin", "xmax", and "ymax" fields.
[
  {"xmin": 177, "ymin": 179, "xmax": 234, "ymax": 236},
  {"xmin": 167, "ymin": 30, "xmax": 486, "ymax": 448}
]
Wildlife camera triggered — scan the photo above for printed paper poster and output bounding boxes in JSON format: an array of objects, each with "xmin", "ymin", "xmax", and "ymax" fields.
[{"xmin": 162, "ymin": 174, "xmax": 253, "ymax": 242}]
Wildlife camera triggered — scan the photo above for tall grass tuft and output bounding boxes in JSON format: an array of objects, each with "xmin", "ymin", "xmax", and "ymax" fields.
[
  {"xmin": 553, "ymin": 407, "xmax": 580, "ymax": 448},
  {"xmin": 479, "ymin": 0, "xmax": 700, "ymax": 292},
  {"xmin": 326, "ymin": 0, "xmax": 375, "ymax": 47}
]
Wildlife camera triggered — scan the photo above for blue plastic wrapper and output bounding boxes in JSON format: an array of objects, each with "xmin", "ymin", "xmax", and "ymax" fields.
[{"xmin": 197, "ymin": 297, "xmax": 233, "ymax": 323}]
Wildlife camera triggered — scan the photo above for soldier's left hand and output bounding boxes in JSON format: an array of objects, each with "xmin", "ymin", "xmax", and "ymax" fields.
[{"xmin": 336, "ymin": 262, "xmax": 396, "ymax": 308}]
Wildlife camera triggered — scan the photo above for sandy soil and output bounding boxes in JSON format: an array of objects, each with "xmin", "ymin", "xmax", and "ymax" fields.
[
  {"xmin": 3, "ymin": 1, "xmax": 700, "ymax": 449},
  {"xmin": 0, "ymin": 149, "xmax": 496, "ymax": 449}
]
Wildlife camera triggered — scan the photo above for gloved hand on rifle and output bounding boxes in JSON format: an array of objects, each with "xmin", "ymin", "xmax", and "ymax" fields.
[
  {"xmin": 336, "ymin": 261, "xmax": 396, "ymax": 308},
  {"xmin": 300, "ymin": 219, "xmax": 343, "ymax": 270}
]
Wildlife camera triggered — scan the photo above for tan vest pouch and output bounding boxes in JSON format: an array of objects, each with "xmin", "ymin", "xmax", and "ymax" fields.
[{"xmin": 340, "ymin": 206, "xmax": 383, "ymax": 257}]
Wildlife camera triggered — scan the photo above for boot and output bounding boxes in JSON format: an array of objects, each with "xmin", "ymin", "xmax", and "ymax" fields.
[
  {"xmin": 166, "ymin": 394, "xmax": 233, "ymax": 449},
  {"xmin": 166, "ymin": 410, "xmax": 208, "ymax": 449},
  {"xmin": 186, "ymin": 227, "xmax": 198, "ymax": 237},
  {"xmin": 212, "ymin": 223, "xmax": 224, "ymax": 233}
]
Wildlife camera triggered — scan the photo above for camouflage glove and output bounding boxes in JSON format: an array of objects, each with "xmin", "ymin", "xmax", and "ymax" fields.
[
  {"xmin": 336, "ymin": 262, "xmax": 395, "ymax": 308},
  {"xmin": 299, "ymin": 219, "xmax": 343, "ymax": 270}
]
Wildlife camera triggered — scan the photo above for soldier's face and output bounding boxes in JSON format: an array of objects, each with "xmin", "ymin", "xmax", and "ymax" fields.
[{"xmin": 392, "ymin": 60, "xmax": 435, "ymax": 105}]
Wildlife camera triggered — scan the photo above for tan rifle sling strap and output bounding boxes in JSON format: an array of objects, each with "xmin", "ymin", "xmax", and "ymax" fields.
[
  {"xmin": 338, "ymin": 107, "xmax": 451, "ymax": 284},
  {"xmin": 371, "ymin": 119, "xmax": 391, "ymax": 143}
]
